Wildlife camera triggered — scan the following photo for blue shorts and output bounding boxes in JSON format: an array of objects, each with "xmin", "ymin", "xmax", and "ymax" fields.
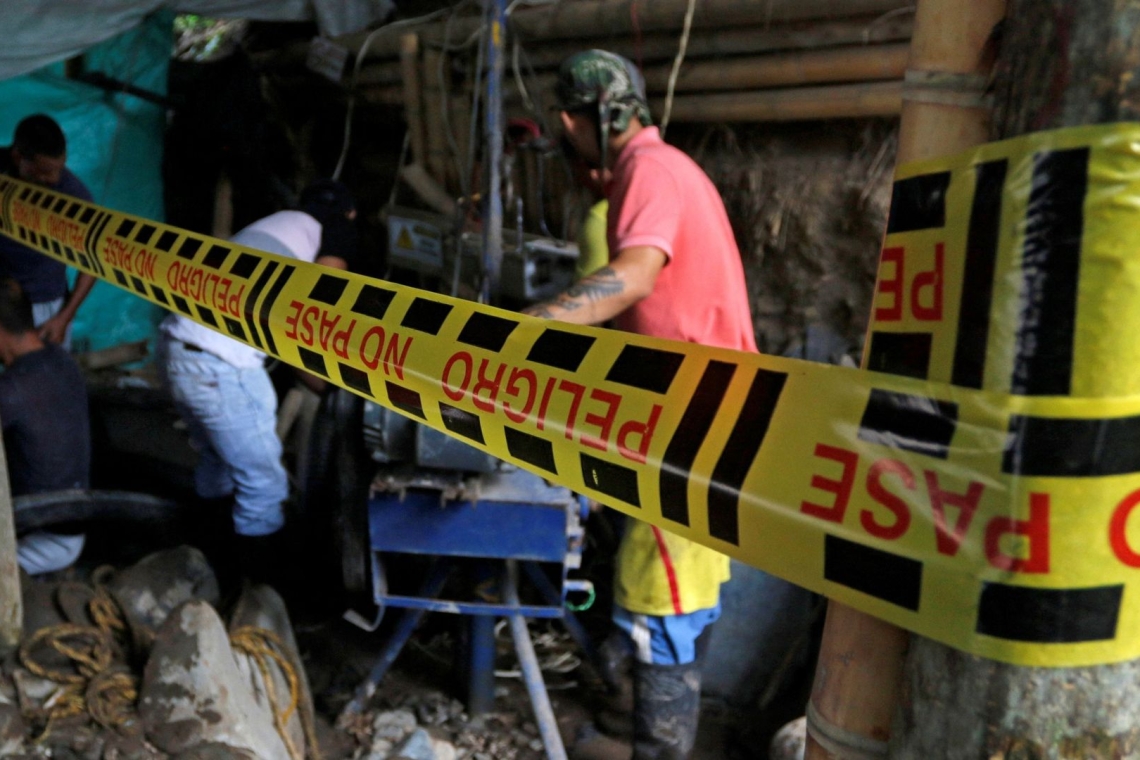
[{"xmin": 612, "ymin": 603, "xmax": 721, "ymax": 665}]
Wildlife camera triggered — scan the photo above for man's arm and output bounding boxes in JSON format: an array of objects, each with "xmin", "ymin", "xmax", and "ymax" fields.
[
  {"xmin": 38, "ymin": 273, "xmax": 95, "ymax": 344},
  {"xmin": 522, "ymin": 245, "xmax": 667, "ymax": 324}
]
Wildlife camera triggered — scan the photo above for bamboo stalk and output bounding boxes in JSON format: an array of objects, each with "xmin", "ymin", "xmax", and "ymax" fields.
[
  {"xmin": 648, "ymin": 81, "xmax": 903, "ymax": 122},
  {"xmin": 339, "ymin": 0, "xmax": 915, "ymax": 62},
  {"xmin": 399, "ymin": 34, "xmax": 428, "ymax": 167},
  {"xmin": 803, "ymin": 0, "xmax": 1007, "ymax": 758},
  {"xmin": 421, "ymin": 47, "xmax": 451, "ymax": 188},
  {"xmin": 0, "ymin": 410, "xmax": 21, "ymax": 651}
]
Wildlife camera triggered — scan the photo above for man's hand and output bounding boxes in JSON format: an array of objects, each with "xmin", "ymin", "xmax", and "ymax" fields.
[
  {"xmin": 522, "ymin": 245, "xmax": 667, "ymax": 325},
  {"xmin": 38, "ymin": 312, "xmax": 71, "ymax": 344}
]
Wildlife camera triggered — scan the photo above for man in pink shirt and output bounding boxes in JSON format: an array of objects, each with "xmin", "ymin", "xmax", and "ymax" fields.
[{"xmin": 524, "ymin": 50, "xmax": 757, "ymax": 760}]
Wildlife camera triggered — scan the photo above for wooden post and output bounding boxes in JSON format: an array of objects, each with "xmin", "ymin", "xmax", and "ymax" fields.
[
  {"xmin": 804, "ymin": 0, "xmax": 1006, "ymax": 756},
  {"xmin": 399, "ymin": 34, "xmax": 427, "ymax": 168},
  {"xmin": 0, "ymin": 411, "xmax": 23, "ymax": 651},
  {"xmin": 890, "ymin": 1, "xmax": 1140, "ymax": 754}
]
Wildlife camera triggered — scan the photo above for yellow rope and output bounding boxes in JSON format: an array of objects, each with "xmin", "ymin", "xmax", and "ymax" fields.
[
  {"xmin": 86, "ymin": 667, "xmax": 140, "ymax": 733},
  {"xmin": 230, "ymin": 625, "xmax": 323, "ymax": 760}
]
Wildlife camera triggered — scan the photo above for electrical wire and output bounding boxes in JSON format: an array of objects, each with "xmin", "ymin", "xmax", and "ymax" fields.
[
  {"xmin": 333, "ymin": 6, "xmax": 454, "ymax": 180},
  {"xmin": 659, "ymin": 0, "xmax": 697, "ymax": 138}
]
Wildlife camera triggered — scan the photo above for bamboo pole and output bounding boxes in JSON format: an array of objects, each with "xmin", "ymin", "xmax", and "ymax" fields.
[
  {"xmin": 804, "ymin": 0, "xmax": 1007, "ymax": 757},
  {"xmin": 648, "ymin": 81, "xmax": 903, "ymax": 123},
  {"xmin": 421, "ymin": 47, "xmax": 451, "ymax": 189},
  {"xmin": 0, "ymin": 410, "xmax": 22, "ymax": 651},
  {"xmin": 399, "ymin": 34, "xmax": 428, "ymax": 167},
  {"xmin": 890, "ymin": 0, "xmax": 1140, "ymax": 752},
  {"xmin": 339, "ymin": 0, "xmax": 914, "ymax": 62}
]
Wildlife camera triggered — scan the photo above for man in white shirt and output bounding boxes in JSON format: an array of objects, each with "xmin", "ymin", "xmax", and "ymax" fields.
[{"xmin": 157, "ymin": 181, "xmax": 357, "ymax": 576}]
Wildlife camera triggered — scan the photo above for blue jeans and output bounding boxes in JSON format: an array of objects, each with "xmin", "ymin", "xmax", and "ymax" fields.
[
  {"xmin": 157, "ymin": 336, "xmax": 287, "ymax": 536},
  {"xmin": 612, "ymin": 603, "xmax": 722, "ymax": 665}
]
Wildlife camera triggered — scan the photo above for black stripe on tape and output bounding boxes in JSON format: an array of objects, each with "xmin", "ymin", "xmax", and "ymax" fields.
[
  {"xmin": 134, "ymin": 224, "xmax": 156, "ymax": 245},
  {"xmin": 155, "ymin": 230, "xmax": 178, "ymax": 252},
  {"xmin": 886, "ymin": 171, "xmax": 951, "ymax": 233},
  {"xmin": 224, "ymin": 318, "xmax": 246, "ymax": 341},
  {"xmin": 457, "ymin": 312, "xmax": 519, "ymax": 352},
  {"xmin": 202, "ymin": 244, "xmax": 229, "ymax": 270},
  {"xmin": 115, "ymin": 219, "xmax": 135, "ymax": 239},
  {"xmin": 113, "ymin": 269, "xmax": 128, "ymax": 286},
  {"xmin": 19, "ymin": 187, "xmax": 31, "ymax": 201},
  {"xmin": 131, "ymin": 276, "xmax": 147, "ymax": 295},
  {"xmin": 976, "ymin": 583, "xmax": 1122, "ymax": 643},
  {"xmin": 196, "ymin": 306, "xmax": 218, "ymax": 328},
  {"xmin": 298, "ymin": 347, "xmax": 328, "ymax": 377},
  {"xmin": 351, "ymin": 285, "xmax": 397, "ymax": 320},
  {"xmin": 29, "ymin": 191, "xmax": 42, "ymax": 205},
  {"xmin": 243, "ymin": 260, "xmax": 278, "ymax": 351},
  {"xmin": 339, "ymin": 363, "xmax": 372, "ymax": 396},
  {"xmin": 581, "ymin": 453, "xmax": 640, "ymax": 508},
  {"xmin": 527, "ymin": 329, "xmax": 596, "ymax": 372},
  {"xmin": 1012, "ymin": 147, "xmax": 1089, "ymax": 396},
  {"xmin": 309, "ymin": 273, "xmax": 350, "ymax": 305},
  {"xmin": 440, "ymin": 403, "xmax": 485, "ymax": 443},
  {"xmin": 77, "ymin": 253, "xmax": 90, "ymax": 270},
  {"xmin": 79, "ymin": 207, "xmax": 95, "ymax": 224},
  {"xmin": 151, "ymin": 286, "xmax": 168, "ymax": 305},
  {"xmin": 660, "ymin": 361, "xmax": 737, "ymax": 526},
  {"xmin": 606, "ymin": 345, "xmax": 685, "ymax": 394},
  {"xmin": 177, "ymin": 238, "xmax": 202, "ymax": 260},
  {"xmin": 82, "ymin": 211, "xmax": 103, "ymax": 256},
  {"xmin": 65, "ymin": 202, "xmax": 80, "ymax": 220},
  {"xmin": 38, "ymin": 233, "xmax": 50, "ymax": 249},
  {"xmin": 38, "ymin": 192, "xmax": 54, "ymax": 209},
  {"xmin": 708, "ymin": 368, "xmax": 787, "ymax": 545},
  {"xmin": 259, "ymin": 264, "xmax": 294, "ymax": 356},
  {"xmin": 858, "ymin": 389, "xmax": 957, "ymax": 459},
  {"xmin": 91, "ymin": 213, "xmax": 114, "ymax": 276},
  {"xmin": 173, "ymin": 295, "xmax": 192, "ymax": 315},
  {"xmin": 824, "ymin": 535, "xmax": 922, "ymax": 611},
  {"xmin": 386, "ymin": 382, "xmax": 426, "ymax": 418},
  {"xmin": 866, "ymin": 332, "xmax": 932, "ymax": 380},
  {"xmin": 50, "ymin": 240, "xmax": 61, "ymax": 256},
  {"xmin": 952, "ymin": 159, "xmax": 1007, "ymax": 389},
  {"xmin": 63, "ymin": 247, "xmax": 76, "ymax": 263},
  {"xmin": 505, "ymin": 427, "xmax": 557, "ymax": 474},
  {"xmin": 401, "ymin": 297, "xmax": 453, "ymax": 335},
  {"xmin": 52, "ymin": 198, "xmax": 67, "ymax": 214},
  {"xmin": 1003, "ymin": 414, "xmax": 1140, "ymax": 476},
  {"xmin": 229, "ymin": 253, "xmax": 260, "ymax": 279}
]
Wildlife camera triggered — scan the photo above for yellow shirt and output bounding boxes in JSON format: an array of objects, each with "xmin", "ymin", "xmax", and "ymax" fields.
[
  {"xmin": 575, "ymin": 199, "xmax": 610, "ymax": 279},
  {"xmin": 614, "ymin": 519, "xmax": 730, "ymax": 616}
]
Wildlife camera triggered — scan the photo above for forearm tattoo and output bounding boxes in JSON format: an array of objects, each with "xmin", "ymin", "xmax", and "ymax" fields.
[{"xmin": 525, "ymin": 266, "xmax": 624, "ymax": 318}]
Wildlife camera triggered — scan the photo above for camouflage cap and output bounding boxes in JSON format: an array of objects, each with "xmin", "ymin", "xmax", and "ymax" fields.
[{"xmin": 555, "ymin": 49, "xmax": 652, "ymax": 134}]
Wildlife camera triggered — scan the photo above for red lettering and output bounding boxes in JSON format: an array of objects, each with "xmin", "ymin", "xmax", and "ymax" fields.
[
  {"xmin": 875, "ymin": 246, "xmax": 904, "ymax": 322},
  {"xmin": 801, "ymin": 444, "xmax": 858, "ymax": 522},
  {"xmin": 502, "ymin": 368, "xmax": 537, "ymax": 424},
  {"xmin": 862, "ymin": 459, "xmax": 914, "ymax": 540},
  {"xmin": 924, "ymin": 471, "xmax": 983, "ymax": 556},
  {"xmin": 167, "ymin": 261, "xmax": 180, "ymax": 290},
  {"xmin": 228, "ymin": 283, "xmax": 244, "ymax": 317},
  {"xmin": 299, "ymin": 306, "xmax": 318, "ymax": 345},
  {"xmin": 616, "ymin": 404, "xmax": 662, "ymax": 464},
  {"xmin": 911, "ymin": 243, "xmax": 944, "ymax": 321},
  {"xmin": 318, "ymin": 311, "xmax": 340, "ymax": 351},
  {"xmin": 216, "ymin": 278, "xmax": 231, "ymax": 314},
  {"xmin": 1110, "ymin": 489, "xmax": 1140, "ymax": 567},
  {"xmin": 536, "ymin": 377, "xmax": 556, "ymax": 431},
  {"xmin": 472, "ymin": 359, "xmax": 506, "ymax": 413},
  {"xmin": 383, "ymin": 332, "xmax": 412, "ymax": 379},
  {"xmin": 284, "ymin": 300, "xmax": 304, "ymax": 340},
  {"xmin": 331, "ymin": 318, "xmax": 356, "ymax": 359},
  {"xmin": 13, "ymin": 202, "xmax": 41, "ymax": 231},
  {"xmin": 359, "ymin": 326, "xmax": 386, "ymax": 370},
  {"xmin": 442, "ymin": 351, "xmax": 473, "ymax": 401},
  {"xmin": 581, "ymin": 389, "xmax": 622, "ymax": 451},
  {"xmin": 985, "ymin": 492, "xmax": 1050, "ymax": 573},
  {"xmin": 558, "ymin": 380, "xmax": 587, "ymax": 440}
]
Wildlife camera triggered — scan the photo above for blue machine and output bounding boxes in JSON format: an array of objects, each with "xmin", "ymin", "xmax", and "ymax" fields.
[{"xmin": 337, "ymin": 405, "xmax": 597, "ymax": 760}]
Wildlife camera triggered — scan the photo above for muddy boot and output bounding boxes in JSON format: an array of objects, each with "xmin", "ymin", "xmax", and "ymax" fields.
[
  {"xmin": 234, "ymin": 532, "xmax": 290, "ymax": 591},
  {"xmin": 631, "ymin": 662, "xmax": 701, "ymax": 760}
]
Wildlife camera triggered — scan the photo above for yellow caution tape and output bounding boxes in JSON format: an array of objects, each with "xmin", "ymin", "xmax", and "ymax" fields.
[{"xmin": 5, "ymin": 124, "xmax": 1140, "ymax": 667}]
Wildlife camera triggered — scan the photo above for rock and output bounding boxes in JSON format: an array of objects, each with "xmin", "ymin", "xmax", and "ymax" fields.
[
  {"xmin": 769, "ymin": 715, "xmax": 806, "ymax": 760},
  {"xmin": 371, "ymin": 708, "xmax": 417, "ymax": 742},
  {"xmin": 431, "ymin": 737, "xmax": 458, "ymax": 760},
  {"xmin": 0, "ymin": 703, "xmax": 25, "ymax": 756},
  {"xmin": 392, "ymin": 728, "xmax": 436, "ymax": 760},
  {"xmin": 21, "ymin": 572, "xmax": 67, "ymax": 636},
  {"xmin": 173, "ymin": 742, "xmax": 258, "ymax": 759},
  {"xmin": 139, "ymin": 600, "xmax": 290, "ymax": 758},
  {"xmin": 364, "ymin": 737, "xmax": 394, "ymax": 759},
  {"xmin": 228, "ymin": 584, "xmax": 312, "ymax": 758},
  {"xmin": 108, "ymin": 546, "xmax": 220, "ymax": 653}
]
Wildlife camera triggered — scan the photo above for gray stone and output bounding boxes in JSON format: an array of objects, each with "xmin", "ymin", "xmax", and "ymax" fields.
[
  {"xmin": 173, "ymin": 742, "xmax": 258, "ymax": 759},
  {"xmin": 371, "ymin": 708, "xmax": 417, "ymax": 742},
  {"xmin": 109, "ymin": 546, "xmax": 221, "ymax": 653},
  {"xmin": 139, "ymin": 600, "xmax": 290, "ymax": 758},
  {"xmin": 769, "ymin": 716, "xmax": 806, "ymax": 760},
  {"xmin": 0, "ymin": 703, "xmax": 24, "ymax": 756},
  {"xmin": 392, "ymin": 728, "xmax": 436, "ymax": 760}
]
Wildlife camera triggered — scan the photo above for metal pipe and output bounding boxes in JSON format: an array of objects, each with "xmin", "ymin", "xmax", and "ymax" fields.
[
  {"xmin": 467, "ymin": 614, "xmax": 497, "ymax": 716},
  {"xmin": 0, "ymin": 412, "xmax": 20, "ymax": 651},
  {"xmin": 480, "ymin": 0, "xmax": 506, "ymax": 303},
  {"xmin": 503, "ymin": 560, "xmax": 567, "ymax": 760}
]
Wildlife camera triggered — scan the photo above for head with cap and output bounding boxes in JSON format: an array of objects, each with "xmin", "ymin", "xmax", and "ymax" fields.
[
  {"xmin": 299, "ymin": 179, "xmax": 358, "ymax": 264},
  {"xmin": 555, "ymin": 50, "xmax": 651, "ymax": 169}
]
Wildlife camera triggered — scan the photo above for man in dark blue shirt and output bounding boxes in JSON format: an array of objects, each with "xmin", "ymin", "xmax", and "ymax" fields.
[
  {"xmin": 0, "ymin": 114, "xmax": 96, "ymax": 347},
  {"xmin": 0, "ymin": 277, "xmax": 90, "ymax": 573}
]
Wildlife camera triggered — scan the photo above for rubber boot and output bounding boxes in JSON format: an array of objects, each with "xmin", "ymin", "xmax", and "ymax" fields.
[
  {"xmin": 631, "ymin": 662, "xmax": 701, "ymax": 760},
  {"xmin": 234, "ymin": 531, "xmax": 288, "ymax": 590}
]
